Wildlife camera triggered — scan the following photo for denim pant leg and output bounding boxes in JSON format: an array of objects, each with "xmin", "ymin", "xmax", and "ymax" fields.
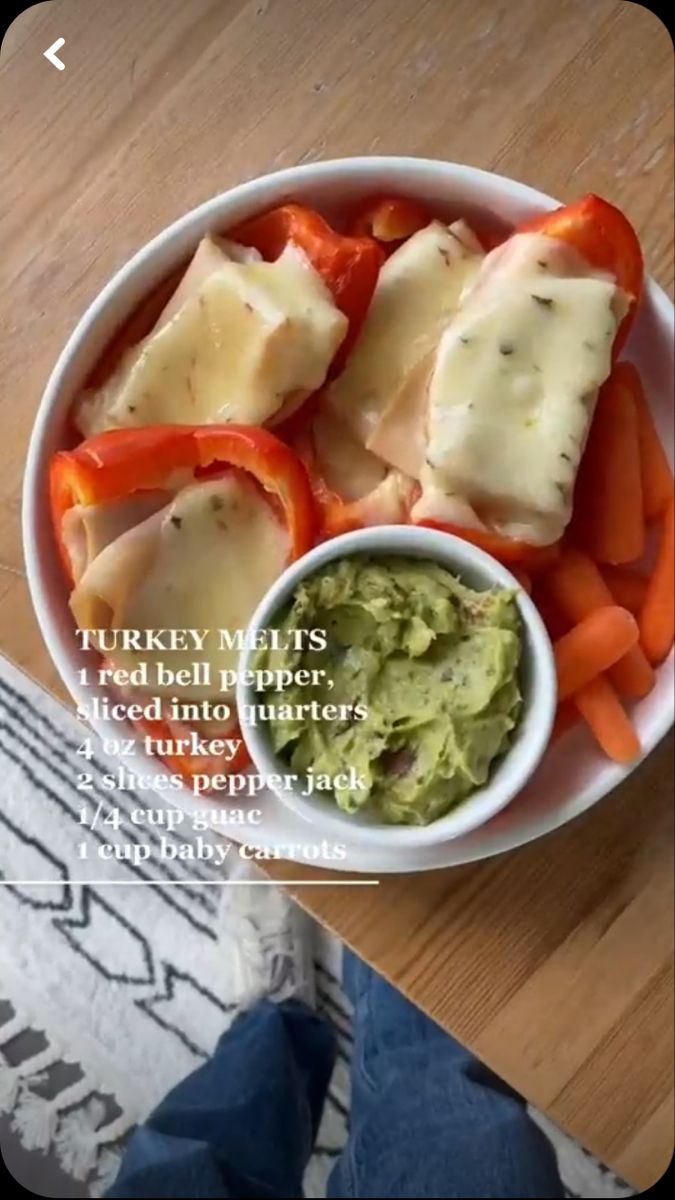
[
  {"xmin": 328, "ymin": 952, "xmax": 563, "ymax": 1199},
  {"xmin": 108, "ymin": 999, "xmax": 335, "ymax": 1199}
]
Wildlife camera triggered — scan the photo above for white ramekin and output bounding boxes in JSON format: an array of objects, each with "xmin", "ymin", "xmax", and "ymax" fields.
[{"xmin": 237, "ymin": 525, "xmax": 557, "ymax": 848}]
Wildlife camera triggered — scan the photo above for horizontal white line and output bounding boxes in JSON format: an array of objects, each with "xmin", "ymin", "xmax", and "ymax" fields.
[{"xmin": 0, "ymin": 879, "xmax": 379, "ymax": 887}]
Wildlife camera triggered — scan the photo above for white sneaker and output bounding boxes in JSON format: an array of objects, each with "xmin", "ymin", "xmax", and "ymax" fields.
[{"xmin": 217, "ymin": 858, "xmax": 316, "ymax": 1009}]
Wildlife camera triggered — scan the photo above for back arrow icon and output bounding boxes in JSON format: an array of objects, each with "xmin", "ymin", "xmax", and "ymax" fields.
[{"xmin": 44, "ymin": 38, "xmax": 66, "ymax": 70}]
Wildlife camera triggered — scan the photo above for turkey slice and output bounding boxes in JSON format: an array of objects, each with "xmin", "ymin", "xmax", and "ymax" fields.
[
  {"xmin": 75, "ymin": 243, "xmax": 347, "ymax": 437},
  {"xmin": 62, "ymin": 491, "xmax": 174, "ymax": 584},
  {"xmin": 70, "ymin": 472, "xmax": 289, "ymax": 700},
  {"xmin": 417, "ymin": 232, "xmax": 629, "ymax": 545},
  {"xmin": 326, "ymin": 220, "xmax": 484, "ymax": 456}
]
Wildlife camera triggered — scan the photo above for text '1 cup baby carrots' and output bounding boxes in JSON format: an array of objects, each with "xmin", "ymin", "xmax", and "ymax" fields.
[
  {"xmin": 617, "ymin": 360, "xmax": 673, "ymax": 522},
  {"xmin": 574, "ymin": 676, "xmax": 641, "ymax": 765},
  {"xmin": 544, "ymin": 549, "xmax": 655, "ymax": 700},
  {"xmin": 640, "ymin": 497, "xmax": 675, "ymax": 665},
  {"xmin": 554, "ymin": 606, "xmax": 639, "ymax": 702},
  {"xmin": 572, "ymin": 370, "xmax": 644, "ymax": 565}
]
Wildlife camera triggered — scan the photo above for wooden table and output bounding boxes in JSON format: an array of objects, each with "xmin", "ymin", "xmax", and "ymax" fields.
[{"xmin": 1, "ymin": 0, "xmax": 673, "ymax": 1188}]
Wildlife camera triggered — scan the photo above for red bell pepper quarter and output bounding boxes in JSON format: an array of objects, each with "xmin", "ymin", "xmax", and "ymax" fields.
[
  {"xmin": 518, "ymin": 194, "xmax": 643, "ymax": 356},
  {"xmin": 50, "ymin": 424, "xmax": 316, "ymax": 579},
  {"xmin": 347, "ymin": 195, "xmax": 510, "ymax": 257},
  {"xmin": 231, "ymin": 203, "xmax": 384, "ymax": 362},
  {"xmin": 346, "ymin": 195, "xmax": 432, "ymax": 245},
  {"xmin": 294, "ymin": 427, "xmax": 373, "ymax": 538},
  {"xmin": 411, "ymin": 197, "xmax": 643, "ymax": 558},
  {"xmin": 51, "ymin": 425, "xmax": 316, "ymax": 788},
  {"xmin": 415, "ymin": 519, "xmax": 560, "ymax": 571}
]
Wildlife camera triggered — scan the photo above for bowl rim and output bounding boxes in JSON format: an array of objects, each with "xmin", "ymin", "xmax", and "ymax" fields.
[
  {"xmin": 236, "ymin": 524, "xmax": 558, "ymax": 848},
  {"xmin": 21, "ymin": 156, "xmax": 675, "ymax": 866}
]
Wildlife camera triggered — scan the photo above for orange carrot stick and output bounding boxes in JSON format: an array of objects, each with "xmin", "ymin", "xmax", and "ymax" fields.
[
  {"xmin": 605, "ymin": 645, "xmax": 655, "ymax": 701},
  {"xmin": 546, "ymin": 547, "xmax": 613, "ymax": 615},
  {"xmin": 617, "ymin": 361, "xmax": 673, "ymax": 521},
  {"xmin": 573, "ymin": 371, "xmax": 644, "ymax": 564},
  {"xmin": 524, "ymin": 543, "xmax": 561, "ymax": 577},
  {"xmin": 639, "ymin": 497, "xmax": 675, "ymax": 664},
  {"xmin": 574, "ymin": 676, "xmax": 641, "ymax": 764},
  {"xmin": 554, "ymin": 606, "xmax": 639, "ymax": 701},
  {"xmin": 544, "ymin": 549, "xmax": 655, "ymax": 699},
  {"xmin": 601, "ymin": 565, "xmax": 648, "ymax": 616}
]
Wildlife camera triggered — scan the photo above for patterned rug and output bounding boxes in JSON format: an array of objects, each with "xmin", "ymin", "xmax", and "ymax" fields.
[{"xmin": 0, "ymin": 653, "xmax": 633, "ymax": 1198}]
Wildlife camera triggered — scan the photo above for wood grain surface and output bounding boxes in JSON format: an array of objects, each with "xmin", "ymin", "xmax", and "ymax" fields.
[{"xmin": 0, "ymin": 0, "xmax": 673, "ymax": 1187}]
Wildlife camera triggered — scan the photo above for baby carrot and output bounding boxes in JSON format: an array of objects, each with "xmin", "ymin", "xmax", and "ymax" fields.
[
  {"xmin": 617, "ymin": 361, "xmax": 673, "ymax": 521},
  {"xmin": 544, "ymin": 549, "xmax": 655, "ymax": 699},
  {"xmin": 554, "ymin": 606, "xmax": 639, "ymax": 701},
  {"xmin": 639, "ymin": 497, "xmax": 675, "ymax": 664},
  {"xmin": 574, "ymin": 676, "xmax": 641, "ymax": 764},
  {"xmin": 601, "ymin": 565, "xmax": 648, "ymax": 616},
  {"xmin": 574, "ymin": 372, "xmax": 644, "ymax": 564},
  {"xmin": 546, "ymin": 547, "xmax": 611, "ymax": 615},
  {"xmin": 523, "ymin": 543, "xmax": 561, "ymax": 577}
]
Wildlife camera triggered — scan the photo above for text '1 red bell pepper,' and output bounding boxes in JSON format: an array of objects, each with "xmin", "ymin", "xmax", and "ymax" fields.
[
  {"xmin": 50, "ymin": 424, "xmax": 317, "ymax": 580},
  {"xmin": 517, "ymin": 194, "xmax": 643, "ymax": 356},
  {"xmin": 230, "ymin": 203, "xmax": 384, "ymax": 363}
]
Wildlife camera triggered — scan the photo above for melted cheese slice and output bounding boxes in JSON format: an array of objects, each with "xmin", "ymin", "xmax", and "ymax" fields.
[
  {"xmin": 417, "ymin": 232, "xmax": 628, "ymax": 545},
  {"xmin": 311, "ymin": 406, "xmax": 387, "ymax": 501},
  {"xmin": 152, "ymin": 235, "xmax": 262, "ymax": 331},
  {"xmin": 344, "ymin": 471, "xmax": 415, "ymax": 526},
  {"xmin": 76, "ymin": 244, "xmax": 347, "ymax": 437},
  {"xmin": 62, "ymin": 491, "xmax": 173, "ymax": 584},
  {"xmin": 326, "ymin": 220, "xmax": 484, "ymax": 469},
  {"xmin": 70, "ymin": 473, "xmax": 289, "ymax": 699},
  {"xmin": 366, "ymin": 355, "xmax": 432, "ymax": 479}
]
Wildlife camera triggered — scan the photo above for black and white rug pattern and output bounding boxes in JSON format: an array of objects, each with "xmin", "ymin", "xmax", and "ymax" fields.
[{"xmin": 0, "ymin": 654, "xmax": 634, "ymax": 1198}]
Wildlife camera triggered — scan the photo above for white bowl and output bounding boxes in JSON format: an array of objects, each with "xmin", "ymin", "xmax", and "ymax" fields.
[
  {"xmin": 237, "ymin": 526, "xmax": 557, "ymax": 848},
  {"xmin": 21, "ymin": 157, "xmax": 674, "ymax": 871}
]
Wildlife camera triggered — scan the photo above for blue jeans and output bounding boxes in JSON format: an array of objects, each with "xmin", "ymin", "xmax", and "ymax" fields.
[{"xmin": 108, "ymin": 952, "xmax": 563, "ymax": 1198}]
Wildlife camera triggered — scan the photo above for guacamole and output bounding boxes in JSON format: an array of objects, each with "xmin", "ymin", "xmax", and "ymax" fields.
[{"xmin": 253, "ymin": 556, "xmax": 523, "ymax": 826}]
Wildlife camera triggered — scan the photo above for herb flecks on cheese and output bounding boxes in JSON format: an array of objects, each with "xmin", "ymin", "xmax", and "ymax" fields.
[
  {"xmin": 414, "ymin": 232, "xmax": 628, "ymax": 545},
  {"xmin": 76, "ymin": 241, "xmax": 347, "ymax": 436}
]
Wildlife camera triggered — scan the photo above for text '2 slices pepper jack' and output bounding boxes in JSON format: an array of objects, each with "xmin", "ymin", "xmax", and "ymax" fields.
[
  {"xmin": 231, "ymin": 203, "xmax": 384, "ymax": 364},
  {"xmin": 50, "ymin": 425, "xmax": 317, "ymax": 786}
]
